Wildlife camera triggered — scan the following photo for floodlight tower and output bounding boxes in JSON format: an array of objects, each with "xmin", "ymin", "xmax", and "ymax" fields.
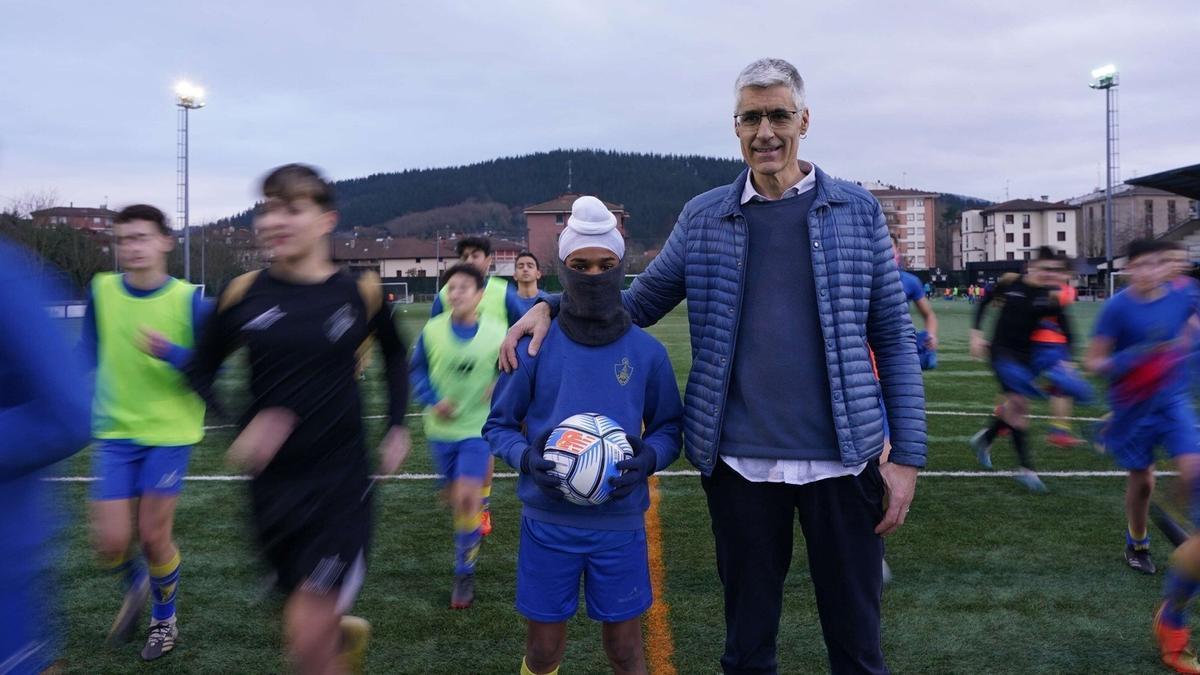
[
  {"xmin": 175, "ymin": 81, "xmax": 205, "ymax": 282},
  {"xmin": 1089, "ymin": 65, "xmax": 1118, "ymax": 295}
]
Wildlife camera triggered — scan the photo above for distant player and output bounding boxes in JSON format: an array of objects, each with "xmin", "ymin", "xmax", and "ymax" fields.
[
  {"xmin": 0, "ymin": 238, "xmax": 91, "ymax": 675},
  {"xmin": 1030, "ymin": 259, "xmax": 1094, "ymax": 448},
  {"xmin": 410, "ymin": 263, "xmax": 504, "ymax": 609},
  {"xmin": 186, "ymin": 164, "xmax": 411, "ymax": 674},
  {"xmin": 432, "ymin": 236, "xmax": 526, "ymax": 537},
  {"xmin": 513, "ymin": 249, "xmax": 549, "ymax": 316},
  {"xmin": 82, "ymin": 204, "xmax": 210, "ymax": 661},
  {"xmin": 969, "ymin": 247, "xmax": 1071, "ymax": 493},
  {"xmin": 893, "ymin": 235, "xmax": 938, "ymax": 370},
  {"xmin": 484, "ymin": 196, "xmax": 683, "ymax": 675}
]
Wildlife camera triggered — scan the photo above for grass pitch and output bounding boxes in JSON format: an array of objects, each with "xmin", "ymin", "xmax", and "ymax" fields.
[{"xmin": 53, "ymin": 299, "xmax": 1177, "ymax": 673}]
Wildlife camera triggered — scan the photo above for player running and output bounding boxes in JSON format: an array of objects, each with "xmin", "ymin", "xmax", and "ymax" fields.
[
  {"xmin": 1083, "ymin": 240, "xmax": 1200, "ymax": 673},
  {"xmin": 969, "ymin": 247, "xmax": 1072, "ymax": 493},
  {"xmin": 0, "ymin": 239, "xmax": 91, "ymax": 675},
  {"xmin": 1030, "ymin": 262, "xmax": 1094, "ymax": 448},
  {"xmin": 432, "ymin": 236, "xmax": 527, "ymax": 538},
  {"xmin": 410, "ymin": 263, "xmax": 504, "ymax": 609},
  {"xmin": 1085, "ymin": 240, "xmax": 1199, "ymax": 577},
  {"xmin": 186, "ymin": 164, "xmax": 411, "ymax": 674},
  {"xmin": 82, "ymin": 204, "xmax": 210, "ymax": 661},
  {"xmin": 485, "ymin": 196, "xmax": 683, "ymax": 675}
]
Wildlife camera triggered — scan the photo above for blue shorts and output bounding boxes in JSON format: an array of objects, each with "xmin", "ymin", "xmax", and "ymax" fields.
[
  {"xmin": 1030, "ymin": 344, "xmax": 1094, "ymax": 403},
  {"xmin": 516, "ymin": 517, "xmax": 652, "ymax": 624},
  {"xmin": 991, "ymin": 358, "xmax": 1044, "ymax": 399},
  {"xmin": 429, "ymin": 438, "xmax": 490, "ymax": 483},
  {"xmin": 91, "ymin": 441, "xmax": 191, "ymax": 500},
  {"xmin": 1105, "ymin": 397, "xmax": 1200, "ymax": 470},
  {"xmin": 916, "ymin": 331, "xmax": 937, "ymax": 370}
]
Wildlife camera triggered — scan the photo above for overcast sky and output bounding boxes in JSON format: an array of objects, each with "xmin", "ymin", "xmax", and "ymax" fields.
[{"xmin": 2, "ymin": 0, "xmax": 1197, "ymax": 224}]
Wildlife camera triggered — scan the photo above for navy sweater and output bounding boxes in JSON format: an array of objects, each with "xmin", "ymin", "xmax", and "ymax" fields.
[
  {"xmin": 719, "ymin": 190, "xmax": 840, "ymax": 461},
  {"xmin": 484, "ymin": 322, "xmax": 683, "ymax": 530}
]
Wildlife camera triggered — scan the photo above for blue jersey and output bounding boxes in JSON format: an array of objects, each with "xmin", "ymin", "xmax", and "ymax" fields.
[
  {"xmin": 900, "ymin": 272, "xmax": 924, "ymax": 304},
  {"xmin": 1093, "ymin": 287, "xmax": 1194, "ymax": 405},
  {"xmin": 513, "ymin": 289, "xmax": 548, "ymax": 318},
  {"xmin": 485, "ymin": 322, "xmax": 683, "ymax": 531}
]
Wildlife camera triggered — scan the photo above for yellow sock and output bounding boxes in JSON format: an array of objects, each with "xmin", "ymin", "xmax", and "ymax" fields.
[
  {"xmin": 521, "ymin": 657, "xmax": 559, "ymax": 675},
  {"xmin": 148, "ymin": 550, "xmax": 181, "ymax": 621}
]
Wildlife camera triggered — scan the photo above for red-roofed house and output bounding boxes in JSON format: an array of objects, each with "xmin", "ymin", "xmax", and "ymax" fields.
[
  {"xmin": 524, "ymin": 194, "xmax": 628, "ymax": 267},
  {"xmin": 31, "ymin": 205, "xmax": 119, "ymax": 233},
  {"xmin": 331, "ymin": 235, "xmax": 525, "ymax": 278}
]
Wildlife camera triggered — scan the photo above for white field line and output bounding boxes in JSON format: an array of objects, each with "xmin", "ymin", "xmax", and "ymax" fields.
[
  {"xmin": 47, "ymin": 470, "xmax": 1164, "ymax": 483},
  {"xmin": 926, "ymin": 410, "xmax": 1103, "ymax": 422},
  {"xmin": 201, "ymin": 409, "xmax": 1100, "ymax": 432},
  {"xmin": 88, "ymin": 406, "xmax": 1107, "ymax": 485},
  {"xmin": 204, "ymin": 412, "xmax": 424, "ymax": 431}
]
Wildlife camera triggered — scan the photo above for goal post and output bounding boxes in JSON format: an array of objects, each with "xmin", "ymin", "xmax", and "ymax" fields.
[{"xmin": 382, "ymin": 282, "xmax": 413, "ymax": 304}]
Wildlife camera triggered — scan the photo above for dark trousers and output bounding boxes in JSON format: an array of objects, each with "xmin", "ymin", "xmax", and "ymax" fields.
[{"xmin": 701, "ymin": 459, "xmax": 888, "ymax": 675}]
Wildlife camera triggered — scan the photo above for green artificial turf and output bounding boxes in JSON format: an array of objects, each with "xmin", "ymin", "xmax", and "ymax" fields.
[{"xmin": 54, "ymin": 299, "xmax": 1177, "ymax": 673}]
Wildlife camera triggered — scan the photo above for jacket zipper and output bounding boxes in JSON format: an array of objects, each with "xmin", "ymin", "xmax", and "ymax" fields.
[{"xmin": 711, "ymin": 213, "xmax": 750, "ymax": 467}]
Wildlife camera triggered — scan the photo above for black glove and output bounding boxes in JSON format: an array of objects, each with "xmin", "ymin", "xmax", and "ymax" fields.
[
  {"xmin": 609, "ymin": 434, "xmax": 655, "ymax": 499},
  {"xmin": 520, "ymin": 430, "xmax": 561, "ymax": 500}
]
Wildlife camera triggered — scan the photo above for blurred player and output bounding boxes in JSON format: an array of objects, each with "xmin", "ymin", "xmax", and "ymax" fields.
[
  {"xmin": 893, "ymin": 234, "xmax": 938, "ymax": 370},
  {"xmin": 1086, "ymin": 240, "xmax": 1199, "ymax": 579},
  {"xmin": 432, "ymin": 237, "xmax": 526, "ymax": 538},
  {"xmin": 186, "ymin": 164, "xmax": 411, "ymax": 674},
  {"xmin": 485, "ymin": 196, "xmax": 683, "ymax": 675},
  {"xmin": 1084, "ymin": 241, "xmax": 1200, "ymax": 672},
  {"xmin": 1163, "ymin": 246, "xmax": 1200, "ymax": 404},
  {"xmin": 513, "ymin": 250, "xmax": 548, "ymax": 316},
  {"xmin": 969, "ymin": 247, "xmax": 1071, "ymax": 492},
  {"xmin": 1029, "ymin": 256, "xmax": 1094, "ymax": 447},
  {"xmin": 82, "ymin": 204, "xmax": 210, "ymax": 661},
  {"xmin": 0, "ymin": 239, "xmax": 91, "ymax": 675},
  {"xmin": 410, "ymin": 263, "xmax": 504, "ymax": 608}
]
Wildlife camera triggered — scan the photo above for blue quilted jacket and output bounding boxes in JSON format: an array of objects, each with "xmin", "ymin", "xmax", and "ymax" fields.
[{"xmin": 622, "ymin": 166, "xmax": 927, "ymax": 473}]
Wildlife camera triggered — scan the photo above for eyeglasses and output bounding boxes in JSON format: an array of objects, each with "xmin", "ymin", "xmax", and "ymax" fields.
[{"xmin": 734, "ymin": 109, "xmax": 799, "ymax": 129}]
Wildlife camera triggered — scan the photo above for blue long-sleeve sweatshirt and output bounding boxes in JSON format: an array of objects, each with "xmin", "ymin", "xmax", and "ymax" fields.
[
  {"xmin": 0, "ymin": 241, "xmax": 91, "ymax": 674},
  {"xmin": 484, "ymin": 321, "xmax": 683, "ymax": 530}
]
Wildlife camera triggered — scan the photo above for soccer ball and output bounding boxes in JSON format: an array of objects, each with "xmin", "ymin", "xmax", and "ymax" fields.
[{"xmin": 542, "ymin": 413, "xmax": 633, "ymax": 506}]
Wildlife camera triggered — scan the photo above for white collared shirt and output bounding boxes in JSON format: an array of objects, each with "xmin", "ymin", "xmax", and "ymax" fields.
[
  {"xmin": 740, "ymin": 161, "xmax": 817, "ymax": 204},
  {"xmin": 723, "ymin": 160, "xmax": 867, "ymax": 485}
]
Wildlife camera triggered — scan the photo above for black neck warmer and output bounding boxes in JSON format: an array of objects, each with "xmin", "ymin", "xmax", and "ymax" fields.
[{"xmin": 557, "ymin": 262, "xmax": 631, "ymax": 346}]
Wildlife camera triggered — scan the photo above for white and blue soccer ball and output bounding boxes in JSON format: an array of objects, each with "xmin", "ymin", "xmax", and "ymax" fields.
[{"xmin": 542, "ymin": 413, "xmax": 633, "ymax": 506}]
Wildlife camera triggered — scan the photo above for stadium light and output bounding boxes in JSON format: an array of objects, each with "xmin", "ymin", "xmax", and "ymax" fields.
[
  {"xmin": 174, "ymin": 81, "xmax": 206, "ymax": 109},
  {"xmin": 1088, "ymin": 65, "xmax": 1118, "ymax": 296},
  {"xmin": 1090, "ymin": 64, "xmax": 1117, "ymax": 81},
  {"xmin": 175, "ymin": 80, "xmax": 205, "ymax": 283}
]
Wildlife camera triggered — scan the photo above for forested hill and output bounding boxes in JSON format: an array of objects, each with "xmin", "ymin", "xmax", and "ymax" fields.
[
  {"xmin": 216, "ymin": 150, "xmax": 746, "ymax": 243},
  {"xmin": 215, "ymin": 149, "xmax": 990, "ymax": 245}
]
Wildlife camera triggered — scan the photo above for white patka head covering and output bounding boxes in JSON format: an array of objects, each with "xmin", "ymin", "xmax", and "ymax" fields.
[{"xmin": 558, "ymin": 195, "xmax": 625, "ymax": 261}]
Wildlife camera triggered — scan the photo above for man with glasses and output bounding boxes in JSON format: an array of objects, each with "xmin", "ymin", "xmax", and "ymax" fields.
[{"xmin": 503, "ymin": 57, "xmax": 925, "ymax": 675}]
